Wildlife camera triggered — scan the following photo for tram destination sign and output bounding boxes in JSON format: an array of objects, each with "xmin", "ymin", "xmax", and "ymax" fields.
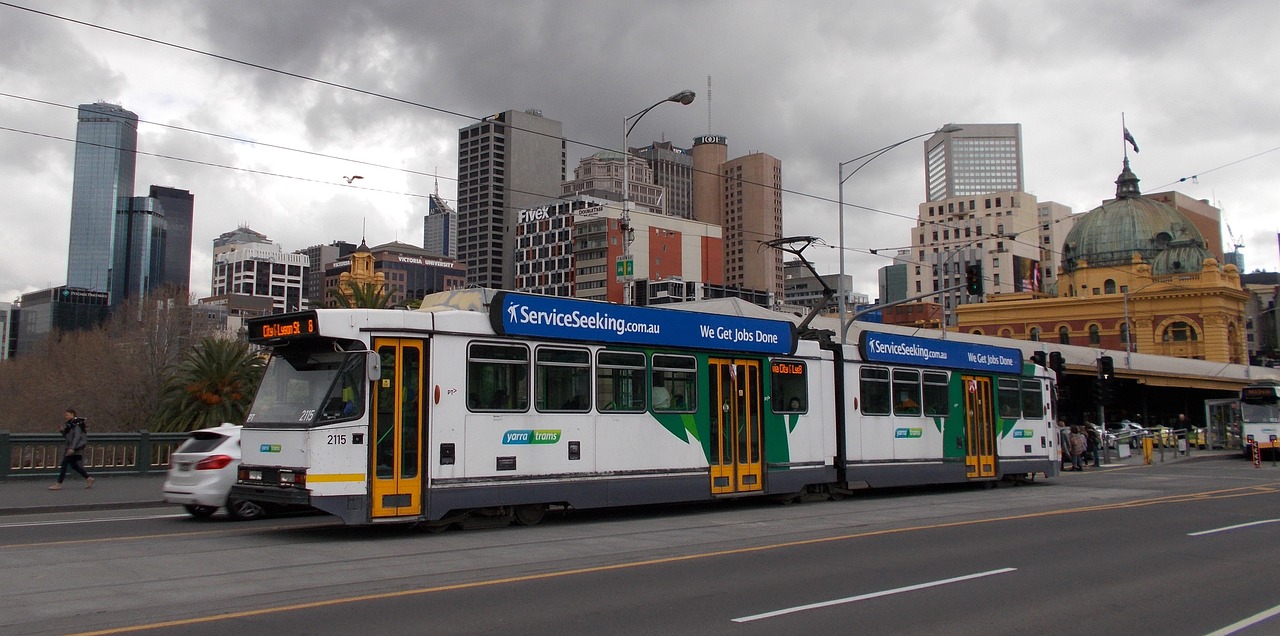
[
  {"xmin": 859, "ymin": 331, "xmax": 1022, "ymax": 374},
  {"xmin": 247, "ymin": 310, "xmax": 319, "ymax": 343},
  {"xmin": 490, "ymin": 292, "xmax": 796, "ymax": 355}
]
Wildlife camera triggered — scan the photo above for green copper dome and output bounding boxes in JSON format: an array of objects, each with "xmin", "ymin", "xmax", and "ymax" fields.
[{"xmin": 1062, "ymin": 159, "xmax": 1209, "ymax": 275}]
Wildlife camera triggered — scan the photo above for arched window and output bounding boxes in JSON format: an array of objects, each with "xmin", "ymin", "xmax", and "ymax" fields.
[
  {"xmin": 1089, "ymin": 324, "xmax": 1101, "ymax": 345},
  {"xmin": 1163, "ymin": 321, "xmax": 1198, "ymax": 342},
  {"xmin": 1104, "ymin": 279, "xmax": 1117, "ymax": 294},
  {"xmin": 1029, "ymin": 327, "xmax": 1040, "ymax": 342},
  {"xmin": 999, "ymin": 328, "xmax": 1013, "ymax": 338},
  {"xmin": 1058, "ymin": 326, "xmax": 1070, "ymax": 345},
  {"xmin": 970, "ymin": 329, "xmax": 984, "ymax": 335},
  {"xmin": 1119, "ymin": 322, "xmax": 1130, "ymax": 345}
]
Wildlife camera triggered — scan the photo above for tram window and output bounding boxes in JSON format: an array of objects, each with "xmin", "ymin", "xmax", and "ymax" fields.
[
  {"xmin": 996, "ymin": 378, "xmax": 1022, "ymax": 418},
  {"xmin": 535, "ymin": 347, "xmax": 590, "ymax": 413},
  {"xmin": 318, "ymin": 353, "xmax": 366, "ymax": 422},
  {"xmin": 597, "ymin": 350, "xmax": 646, "ymax": 412},
  {"xmin": 771, "ymin": 360, "xmax": 807, "ymax": 413},
  {"xmin": 860, "ymin": 367, "xmax": 891, "ymax": 415},
  {"xmin": 892, "ymin": 369, "xmax": 922, "ymax": 416},
  {"xmin": 652, "ymin": 354, "xmax": 696, "ymax": 413},
  {"xmin": 467, "ymin": 343, "xmax": 529, "ymax": 411},
  {"xmin": 1021, "ymin": 379, "xmax": 1044, "ymax": 419},
  {"xmin": 922, "ymin": 370, "xmax": 949, "ymax": 417}
]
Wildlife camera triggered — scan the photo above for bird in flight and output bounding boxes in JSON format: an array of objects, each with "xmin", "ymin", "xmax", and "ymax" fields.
[{"xmin": 343, "ymin": 175, "xmax": 364, "ymax": 184}]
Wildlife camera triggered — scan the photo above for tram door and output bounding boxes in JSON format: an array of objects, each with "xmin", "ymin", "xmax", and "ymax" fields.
[
  {"xmin": 961, "ymin": 375, "xmax": 997, "ymax": 478},
  {"xmin": 371, "ymin": 338, "xmax": 426, "ymax": 518},
  {"xmin": 709, "ymin": 359, "xmax": 763, "ymax": 494}
]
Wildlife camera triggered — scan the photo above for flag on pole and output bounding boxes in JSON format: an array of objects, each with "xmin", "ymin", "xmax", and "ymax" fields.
[{"xmin": 1123, "ymin": 127, "xmax": 1140, "ymax": 153}]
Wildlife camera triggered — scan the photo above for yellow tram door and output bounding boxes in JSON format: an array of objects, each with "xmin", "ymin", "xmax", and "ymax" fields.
[
  {"xmin": 709, "ymin": 359, "xmax": 763, "ymax": 495},
  {"xmin": 370, "ymin": 338, "xmax": 426, "ymax": 518},
  {"xmin": 961, "ymin": 375, "xmax": 997, "ymax": 478}
]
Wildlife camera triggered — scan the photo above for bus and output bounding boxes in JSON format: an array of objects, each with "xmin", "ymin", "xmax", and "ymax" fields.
[
  {"xmin": 229, "ymin": 289, "xmax": 1057, "ymax": 528},
  {"xmin": 1240, "ymin": 380, "xmax": 1280, "ymax": 458}
]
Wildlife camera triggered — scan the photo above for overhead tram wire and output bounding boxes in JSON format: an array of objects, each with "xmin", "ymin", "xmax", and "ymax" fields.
[
  {"xmin": 0, "ymin": 2, "xmax": 898, "ymax": 229},
  {"xmin": 3, "ymin": 3, "xmax": 1261, "ymax": 295}
]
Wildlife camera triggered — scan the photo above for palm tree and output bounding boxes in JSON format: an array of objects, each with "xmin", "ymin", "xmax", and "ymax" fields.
[
  {"xmin": 154, "ymin": 337, "xmax": 265, "ymax": 432},
  {"xmin": 329, "ymin": 281, "xmax": 394, "ymax": 309}
]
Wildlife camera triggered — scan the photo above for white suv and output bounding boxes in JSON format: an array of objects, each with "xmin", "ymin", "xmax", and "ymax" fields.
[{"xmin": 162, "ymin": 424, "xmax": 269, "ymax": 520}]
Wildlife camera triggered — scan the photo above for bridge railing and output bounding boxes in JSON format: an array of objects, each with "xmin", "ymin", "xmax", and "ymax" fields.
[{"xmin": 0, "ymin": 431, "xmax": 190, "ymax": 479}]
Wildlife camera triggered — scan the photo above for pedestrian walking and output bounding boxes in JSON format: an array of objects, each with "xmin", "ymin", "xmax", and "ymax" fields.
[
  {"xmin": 49, "ymin": 408, "xmax": 94, "ymax": 490},
  {"xmin": 1068, "ymin": 425, "xmax": 1087, "ymax": 472}
]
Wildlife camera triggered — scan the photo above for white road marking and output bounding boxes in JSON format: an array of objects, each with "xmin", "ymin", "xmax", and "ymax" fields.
[
  {"xmin": 1188, "ymin": 518, "xmax": 1280, "ymax": 537},
  {"xmin": 732, "ymin": 567, "xmax": 1017, "ymax": 623},
  {"xmin": 0, "ymin": 513, "xmax": 187, "ymax": 529},
  {"xmin": 1204, "ymin": 602, "xmax": 1280, "ymax": 636}
]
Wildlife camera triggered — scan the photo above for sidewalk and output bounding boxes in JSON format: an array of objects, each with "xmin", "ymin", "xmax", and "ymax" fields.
[
  {"xmin": 0, "ymin": 474, "xmax": 170, "ymax": 515},
  {"xmin": 1065, "ymin": 446, "xmax": 1242, "ymax": 472}
]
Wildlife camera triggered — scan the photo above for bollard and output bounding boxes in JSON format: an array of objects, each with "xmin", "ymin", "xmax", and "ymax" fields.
[{"xmin": 1142, "ymin": 436, "xmax": 1153, "ymax": 465}]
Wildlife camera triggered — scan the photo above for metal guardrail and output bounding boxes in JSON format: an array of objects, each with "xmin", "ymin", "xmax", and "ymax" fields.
[{"xmin": 0, "ymin": 431, "xmax": 189, "ymax": 479}]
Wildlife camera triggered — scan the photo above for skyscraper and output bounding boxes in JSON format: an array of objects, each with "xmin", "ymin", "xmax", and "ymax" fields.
[
  {"xmin": 111, "ymin": 195, "xmax": 165, "ymax": 304},
  {"xmin": 423, "ymin": 192, "xmax": 457, "ymax": 259},
  {"xmin": 67, "ymin": 102, "xmax": 138, "ymax": 296},
  {"xmin": 924, "ymin": 123, "xmax": 1023, "ymax": 202},
  {"xmin": 150, "ymin": 185, "xmax": 195, "ymax": 291},
  {"xmin": 456, "ymin": 109, "xmax": 564, "ymax": 289}
]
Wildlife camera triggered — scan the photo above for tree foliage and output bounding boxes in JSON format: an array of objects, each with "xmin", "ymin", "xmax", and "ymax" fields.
[
  {"xmin": 0, "ymin": 287, "xmax": 217, "ymax": 433},
  {"xmin": 153, "ymin": 337, "xmax": 264, "ymax": 432}
]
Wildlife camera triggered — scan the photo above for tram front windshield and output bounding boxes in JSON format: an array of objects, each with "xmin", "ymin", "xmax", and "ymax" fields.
[
  {"xmin": 246, "ymin": 342, "xmax": 366, "ymax": 428},
  {"xmin": 1242, "ymin": 402, "xmax": 1280, "ymax": 424}
]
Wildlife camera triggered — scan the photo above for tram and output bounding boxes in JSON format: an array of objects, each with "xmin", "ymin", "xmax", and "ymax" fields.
[
  {"xmin": 1240, "ymin": 380, "xmax": 1280, "ymax": 457},
  {"xmin": 230, "ymin": 289, "xmax": 1058, "ymax": 527}
]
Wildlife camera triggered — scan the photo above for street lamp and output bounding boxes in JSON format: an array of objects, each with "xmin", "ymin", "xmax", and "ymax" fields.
[
  {"xmin": 837, "ymin": 124, "xmax": 961, "ymax": 340},
  {"xmin": 620, "ymin": 90, "xmax": 696, "ymax": 305}
]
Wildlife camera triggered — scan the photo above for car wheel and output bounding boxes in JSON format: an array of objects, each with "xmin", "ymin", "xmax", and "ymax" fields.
[
  {"xmin": 183, "ymin": 504, "xmax": 218, "ymax": 519},
  {"xmin": 225, "ymin": 498, "xmax": 269, "ymax": 521}
]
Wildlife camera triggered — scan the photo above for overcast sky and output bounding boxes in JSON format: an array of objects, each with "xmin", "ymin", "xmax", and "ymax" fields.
[{"xmin": 2, "ymin": 0, "xmax": 1277, "ymax": 305}]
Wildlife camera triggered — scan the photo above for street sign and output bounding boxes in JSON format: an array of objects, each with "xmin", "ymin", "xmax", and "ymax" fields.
[{"xmin": 615, "ymin": 255, "xmax": 634, "ymax": 281}]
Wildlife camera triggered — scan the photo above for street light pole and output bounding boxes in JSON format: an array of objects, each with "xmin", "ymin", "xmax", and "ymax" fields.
[
  {"xmin": 837, "ymin": 124, "xmax": 962, "ymax": 341},
  {"xmin": 620, "ymin": 89, "xmax": 695, "ymax": 305}
]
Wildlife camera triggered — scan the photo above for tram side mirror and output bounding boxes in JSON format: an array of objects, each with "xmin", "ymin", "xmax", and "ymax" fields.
[{"xmin": 366, "ymin": 352, "xmax": 381, "ymax": 382}]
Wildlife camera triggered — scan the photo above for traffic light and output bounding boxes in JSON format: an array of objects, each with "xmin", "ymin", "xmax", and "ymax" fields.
[
  {"xmin": 1097, "ymin": 355, "xmax": 1114, "ymax": 381},
  {"xmin": 1048, "ymin": 351, "xmax": 1065, "ymax": 378},
  {"xmin": 964, "ymin": 264, "xmax": 983, "ymax": 295},
  {"xmin": 1030, "ymin": 351, "xmax": 1047, "ymax": 368},
  {"xmin": 1092, "ymin": 379, "xmax": 1114, "ymax": 405}
]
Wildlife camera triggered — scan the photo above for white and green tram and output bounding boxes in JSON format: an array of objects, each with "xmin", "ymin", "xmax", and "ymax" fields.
[{"xmin": 231, "ymin": 290, "xmax": 1058, "ymax": 527}]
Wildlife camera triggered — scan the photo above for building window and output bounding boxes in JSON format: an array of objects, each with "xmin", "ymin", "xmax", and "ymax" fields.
[
  {"xmin": 1163, "ymin": 321, "xmax": 1198, "ymax": 342},
  {"xmin": 1058, "ymin": 326, "xmax": 1070, "ymax": 345},
  {"xmin": 1104, "ymin": 279, "xmax": 1116, "ymax": 294},
  {"xmin": 1089, "ymin": 324, "xmax": 1101, "ymax": 345},
  {"xmin": 1120, "ymin": 322, "xmax": 1130, "ymax": 344},
  {"xmin": 1030, "ymin": 327, "xmax": 1040, "ymax": 341}
]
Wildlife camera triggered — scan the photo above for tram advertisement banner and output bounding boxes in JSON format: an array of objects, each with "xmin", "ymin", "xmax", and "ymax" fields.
[
  {"xmin": 490, "ymin": 292, "xmax": 796, "ymax": 355},
  {"xmin": 859, "ymin": 331, "xmax": 1022, "ymax": 374}
]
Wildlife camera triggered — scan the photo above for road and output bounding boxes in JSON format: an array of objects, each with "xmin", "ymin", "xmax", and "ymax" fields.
[{"xmin": 2, "ymin": 455, "xmax": 1279, "ymax": 635}]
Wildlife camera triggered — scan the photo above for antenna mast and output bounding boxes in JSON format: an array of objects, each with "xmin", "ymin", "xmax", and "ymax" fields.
[{"xmin": 706, "ymin": 75, "xmax": 712, "ymax": 133}]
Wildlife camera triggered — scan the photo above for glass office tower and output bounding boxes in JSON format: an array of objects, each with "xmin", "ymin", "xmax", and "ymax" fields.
[{"xmin": 66, "ymin": 102, "xmax": 138, "ymax": 296}]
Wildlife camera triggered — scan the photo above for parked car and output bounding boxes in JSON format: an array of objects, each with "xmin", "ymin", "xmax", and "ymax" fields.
[
  {"xmin": 162, "ymin": 424, "xmax": 270, "ymax": 520},
  {"xmin": 1105, "ymin": 421, "xmax": 1146, "ymax": 448}
]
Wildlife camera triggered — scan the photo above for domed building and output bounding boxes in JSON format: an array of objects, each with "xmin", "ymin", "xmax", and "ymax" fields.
[{"xmin": 956, "ymin": 159, "xmax": 1248, "ymax": 364}]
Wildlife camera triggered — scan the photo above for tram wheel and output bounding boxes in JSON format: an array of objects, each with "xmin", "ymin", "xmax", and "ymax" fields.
[
  {"xmin": 226, "ymin": 498, "xmax": 269, "ymax": 521},
  {"xmin": 513, "ymin": 504, "xmax": 546, "ymax": 526}
]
